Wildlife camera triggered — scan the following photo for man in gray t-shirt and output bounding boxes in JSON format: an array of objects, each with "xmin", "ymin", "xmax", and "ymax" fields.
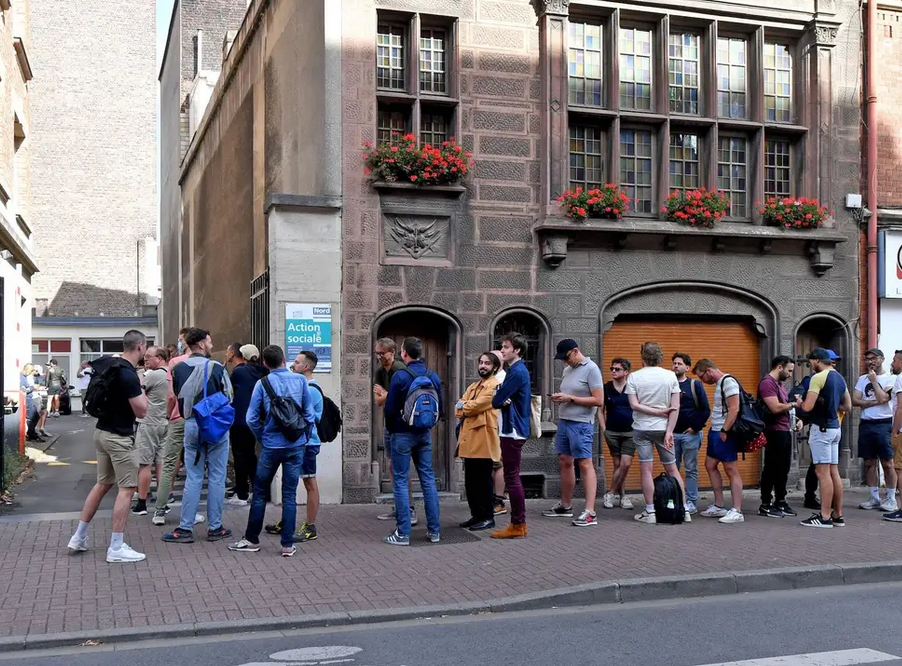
[{"xmin": 545, "ymin": 339, "xmax": 604, "ymax": 526}]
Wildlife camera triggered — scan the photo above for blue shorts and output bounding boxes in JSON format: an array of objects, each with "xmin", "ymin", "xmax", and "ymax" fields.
[
  {"xmin": 858, "ymin": 419, "xmax": 893, "ymax": 460},
  {"xmin": 707, "ymin": 430, "xmax": 739, "ymax": 463},
  {"xmin": 301, "ymin": 445, "xmax": 321, "ymax": 478},
  {"xmin": 554, "ymin": 420, "xmax": 594, "ymax": 459}
]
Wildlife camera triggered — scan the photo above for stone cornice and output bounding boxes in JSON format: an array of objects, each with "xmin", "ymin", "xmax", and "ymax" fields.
[{"xmin": 531, "ymin": 0, "xmax": 571, "ymax": 17}]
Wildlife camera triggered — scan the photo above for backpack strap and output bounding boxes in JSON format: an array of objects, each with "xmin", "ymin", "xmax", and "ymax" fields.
[
  {"xmin": 261, "ymin": 375, "xmax": 278, "ymax": 403},
  {"xmin": 690, "ymin": 379, "xmax": 701, "ymax": 411}
]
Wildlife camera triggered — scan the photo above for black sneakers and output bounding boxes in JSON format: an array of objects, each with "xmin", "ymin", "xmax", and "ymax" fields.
[
  {"xmin": 758, "ymin": 504, "xmax": 784, "ymax": 518},
  {"xmin": 800, "ymin": 513, "xmax": 833, "ymax": 529},
  {"xmin": 883, "ymin": 509, "xmax": 902, "ymax": 523},
  {"xmin": 803, "ymin": 496, "xmax": 821, "ymax": 511},
  {"xmin": 775, "ymin": 501, "xmax": 797, "ymax": 517}
]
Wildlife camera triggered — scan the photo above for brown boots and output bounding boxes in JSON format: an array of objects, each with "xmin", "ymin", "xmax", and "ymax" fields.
[{"xmin": 490, "ymin": 522, "xmax": 527, "ymax": 539}]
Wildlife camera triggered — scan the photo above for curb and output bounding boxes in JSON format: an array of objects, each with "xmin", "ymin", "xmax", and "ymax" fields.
[{"xmin": 3, "ymin": 560, "xmax": 902, "ymax": 652}]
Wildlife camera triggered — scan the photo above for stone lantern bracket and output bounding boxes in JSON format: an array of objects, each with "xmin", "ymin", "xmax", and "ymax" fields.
[{"xmin": 535, "ymin": 217, "xmax": 847, "ymax": 276}]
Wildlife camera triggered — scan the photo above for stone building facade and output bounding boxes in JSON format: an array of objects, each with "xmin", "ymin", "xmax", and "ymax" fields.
[{"xmin": 163, "ymin": 0, "xmax": 866, "ymax": 503}]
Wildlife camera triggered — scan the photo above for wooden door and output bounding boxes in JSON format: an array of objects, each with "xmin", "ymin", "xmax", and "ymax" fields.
[
  {"xmin": 602, "ymin": 318, "xmax": 762, "ymax": 490},
  {"xmin": 376, "ymin": 312, "xmax": 451, "ymax": 492}
]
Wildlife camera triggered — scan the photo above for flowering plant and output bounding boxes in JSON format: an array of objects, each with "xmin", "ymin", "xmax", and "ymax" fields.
[
  {"xmin": 557, "ymin": 184, "xmax": 629, "ymax": 220},
  {"xmin": 661, "ymin": 188, "xmax": 731, "ymax": 228},
  {"xmin": 362, "ymin": 134, "xmax": 473, "ymax": 185},
  {"xmin": 757, "ymin": 197, "xmax": 832, "ymax": 229}
]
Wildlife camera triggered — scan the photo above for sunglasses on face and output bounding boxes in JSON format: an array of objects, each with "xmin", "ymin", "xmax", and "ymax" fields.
[{"xmin": 610, "ymin": 367, "xmax": 623, "ymax": 372}]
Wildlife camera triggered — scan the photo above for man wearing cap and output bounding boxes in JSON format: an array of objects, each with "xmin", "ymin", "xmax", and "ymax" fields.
[
  {"xmin": 853, "ymin": 348, "xmax": 897, "ymax": 512},
  {"xmin": 543, "ymin": 339, "xmax": 604, "ymax": 527},
  {"xmin": 227, "ymin": 343, "xmax": 269, "ymax": 506},
  {"xmin": 797, "ymin": 348, "xmax": 851, "ymax": 528}
]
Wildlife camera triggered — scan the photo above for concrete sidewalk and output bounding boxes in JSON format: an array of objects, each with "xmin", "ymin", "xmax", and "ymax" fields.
[{"xmin": 2, "ymin": 488, "xmax": 902, "ymax": 650}]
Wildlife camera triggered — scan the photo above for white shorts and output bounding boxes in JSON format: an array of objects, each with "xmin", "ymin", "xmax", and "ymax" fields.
[{"xmin": 809, "ymin": 427, "xmax": 841, "ymax": 465}]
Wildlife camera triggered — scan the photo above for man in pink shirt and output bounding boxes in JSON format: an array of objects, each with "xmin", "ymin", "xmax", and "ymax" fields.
[{"xmin": 152, "ymin": 329, "xmax": 194, "ymax": 526}]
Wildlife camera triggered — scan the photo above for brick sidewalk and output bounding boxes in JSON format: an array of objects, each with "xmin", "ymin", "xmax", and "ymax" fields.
[{"xmin": 2, "ymin": 490, "xmax": 901, "ymax": 639}]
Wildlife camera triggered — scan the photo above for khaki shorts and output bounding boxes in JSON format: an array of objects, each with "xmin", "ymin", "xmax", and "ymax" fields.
[
  {"xmin": 95, "ymin": 429, "xmax": 139, "ymax": 489},
  {"xmin": 136, "ymin": 423, "xmax": 168, "ymax": 466},
  {"xmin": 605, "ymin": 431, "xmax": 636, "ymax": 458},
  {"xmin": 893, "ymin": 432, "xmax": 902, "ymax": 471}
]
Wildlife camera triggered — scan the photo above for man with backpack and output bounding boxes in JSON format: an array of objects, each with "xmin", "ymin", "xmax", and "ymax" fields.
[
  {"xmin": 693, "ymin": 358, "xmax": 745, "ymax": 524},
  {"xmin": 491, "ymin": 332, "xmax": 533, "ymax": 539},
  {"xmin": 67, "ymin": 330, "xmax": 149, "ymax": 563},
  {"xmin": 162, "ymin": 328, "xmax": 234, "ymax": 545},
  {"xmin": 600, "ymin": 357, "xmax": 635, "ymax": 510},
  {"xmin": 797, "ymin": 347, "xmax": 851, "ymax": 528},
  {"xmin": 853, "ymin": 348, "xmax": 897, "ymax": 512},
  {"xmin": 671, "ymin": 353, "xmax": 710, "ymax": 516},
  {"xmin": 758, "ymin": 355, "xmax": 797, "ymax": 518},
  {"xmin": 381, "ymin": 337, "xmax": 443, "ymax": 545},
  {"xmin": 230, "ymin": 345, "xmax": 316, "ymax": 556},
  {"xmin": 227, "ymin": 344, "xmax": 268, "ymax": 506},
  {"xmin": 626, "ymin": 342, "xmax": 689, "ymax": 525}
]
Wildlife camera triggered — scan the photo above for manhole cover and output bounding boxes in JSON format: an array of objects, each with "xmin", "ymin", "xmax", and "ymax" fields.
[{"xmin": 410, "ymin": 529, "xmax": 481, "ymax": 547}]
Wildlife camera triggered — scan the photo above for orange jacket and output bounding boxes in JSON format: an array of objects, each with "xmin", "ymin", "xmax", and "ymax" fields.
[{"xmin": 455, "ymin": 375, "xmax": 501, "ymax": 461}]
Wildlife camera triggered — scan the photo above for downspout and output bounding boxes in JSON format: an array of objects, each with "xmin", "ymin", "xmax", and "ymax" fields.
[{"xmin": 866, "ymin": 0, "xmax": 879, "ymax": 349}]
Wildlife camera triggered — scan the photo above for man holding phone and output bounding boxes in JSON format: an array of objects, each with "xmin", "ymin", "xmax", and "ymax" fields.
[{"xmin": 543, "ymin": 339, "xmax": 604, "ymax": 527}]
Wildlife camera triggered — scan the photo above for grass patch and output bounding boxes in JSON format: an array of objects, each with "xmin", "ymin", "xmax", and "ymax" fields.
[{"xmin": 2, "ymin": 443, "xmax": 29, "ymax": 497}]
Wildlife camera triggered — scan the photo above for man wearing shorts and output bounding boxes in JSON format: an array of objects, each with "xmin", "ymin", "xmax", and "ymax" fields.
[
  {"xmin": 853, "ymin": 348, "xmax": 897, "ymax": 512},
  {"xmin": 601, "ymin": 357, "xmax": 634, "ymax": 510},
  {"xmin": 133, "ymin": 346, "xmax": 170, "ymax": 516},
  {"xmin": 797, "ymin": 348, "xmax": 850, "ymax": 528},
  {"xmin": 67, "ymin": 330, "xmax": 148, "ymax": 563},
  {"xmin": 543, "ymin": 339, "xmax": 604, "ymax": 527},
  {"xmin": 886, "ymin": 351, "xmax": 902, "ymax": 522},
  {"xmin": 693, "ymin": 359, "xmax": 744, "ymax": 524},
  {"xmin": 626, "ymin": 342, "xmax": 689, "ymax": 525}
]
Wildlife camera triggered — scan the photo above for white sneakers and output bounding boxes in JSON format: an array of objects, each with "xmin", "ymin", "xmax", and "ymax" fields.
[
  {"xmin": 880, "ymin": 498, "xmax": 898, "ymax": 513},
  {"xmin": 106, "ymin": 544, "xmax": 146, "ymax": 563},
  {"xmin": 621, "ymin": 496, "xmax": 634, "ymax": 510},
  {"xmin": 194, "ymin": 513, "xmax": 205, "ymax": 524},
  {"xmin": 67, "ymin": 535, "xmax": 87, "ymax": 554},
  {"xmin": 859, "ymin": 497, "xmax": 882, "ymax": 510},
  {"xmin": 701, "ymin": 505, "xmax": 728, "ymax": 518},
  {"xmin": 633, "ymin": 509, "xmax": 656, "ymax": 524},
  {"xmin": 602, "ymin": 493, "xmax": 633, "ymax": 510},
  {"xmin": 718, "ymin": 508, "xmax": 744, "ymax": 524},
  {"xmin": 226, "ymin": 496, "xmax": 249, "ymax": 506}
]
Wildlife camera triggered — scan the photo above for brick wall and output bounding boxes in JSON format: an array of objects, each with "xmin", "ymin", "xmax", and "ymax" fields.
[
  {"xmin": 28, "ymin": 0, "xmax": 157, "ymax": 317},
  {"xmin": 874, "ymin": 9, "xmax": 902, "ymax": 206}
]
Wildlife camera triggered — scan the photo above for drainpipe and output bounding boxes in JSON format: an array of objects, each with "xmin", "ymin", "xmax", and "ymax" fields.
[{"xmin": 866, "ymin": 0, "xmax": 879, "ymax": 349}]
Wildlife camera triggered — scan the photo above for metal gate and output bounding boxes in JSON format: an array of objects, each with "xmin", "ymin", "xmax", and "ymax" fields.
[{"xmin": 250, "ymin": 270, "xmax": 269, "ymax": 353}]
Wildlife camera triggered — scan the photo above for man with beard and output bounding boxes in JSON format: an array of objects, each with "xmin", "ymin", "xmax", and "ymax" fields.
[
  {"xmin": 757, "ymin": 356, "xmax": 797, "ymax": 518},
  {"xmin": 853, "ymin": 348, "xmax": 897, "ymax": 512}
]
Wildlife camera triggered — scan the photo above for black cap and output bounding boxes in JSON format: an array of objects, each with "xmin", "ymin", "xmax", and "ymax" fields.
[
  {"xmin": 865, "ymin": 348, "xmax": 885, "ymax": 358},
  {"xmin": 554, "ymin": 338, "xmax": 579, "ymax": 361}
]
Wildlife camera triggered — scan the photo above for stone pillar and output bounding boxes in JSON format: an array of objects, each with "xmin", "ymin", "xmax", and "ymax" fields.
[
  {"xmin": 265, "ymin": 195, "xmax": 344, "ymax": 505},
  {"xmin": 532, "ymin": 0, "xmax": 570, "ymax": 211}
]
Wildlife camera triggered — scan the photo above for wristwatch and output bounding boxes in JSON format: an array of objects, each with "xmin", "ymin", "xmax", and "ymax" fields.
[{"xmin": 569, "ymin": 397, "xmax": 574, "ymax": 403}]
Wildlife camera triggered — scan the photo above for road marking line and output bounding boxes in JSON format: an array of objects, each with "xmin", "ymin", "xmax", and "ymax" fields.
[
  {"xmin": 46, "ymin": 461, "xmax": 70, "ymax": 466},
  {"xmin": 697, "ymin": 648, "xmax": 900, "ymax": 666}
]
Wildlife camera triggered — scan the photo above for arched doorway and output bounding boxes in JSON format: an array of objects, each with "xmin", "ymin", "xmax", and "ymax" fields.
[{"xmin": 373, "ymin": 307, "xmax": 461, "ymax": 494}]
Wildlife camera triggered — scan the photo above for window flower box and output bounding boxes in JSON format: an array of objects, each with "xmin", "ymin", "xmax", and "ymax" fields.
[
  {"xmin": 363, "ymin": 134, "xmax": 472, "ymax": 187},
  {"xmin": 557, "ymin": 185, "xmax": 629, "ymax": 221},
  {"xmin": 758, "ymin": 197, "xmax": 832, "ymax": 229},
  {"xmin": 661, "ymin": 188, "xmax": 731, "ymax": 228}
]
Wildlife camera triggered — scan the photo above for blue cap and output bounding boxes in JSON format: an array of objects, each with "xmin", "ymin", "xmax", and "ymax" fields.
[{"xmin": 808, "ymin": 348, "xmax": 841, "ymax": 362}]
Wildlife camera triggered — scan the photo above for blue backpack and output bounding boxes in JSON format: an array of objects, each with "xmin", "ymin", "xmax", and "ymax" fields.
[
  {"xmin": 402, "ymin": 367, "xmax": 440, "ymax": 430},
  {"xmin": 192, "ymin": 362, "xmax": 235, "ymax": 448}
]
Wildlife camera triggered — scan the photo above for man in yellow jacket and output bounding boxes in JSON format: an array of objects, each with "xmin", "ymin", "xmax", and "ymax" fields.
[{"xmin": 456, "ymin": 352, "xmax": 502, "ymax": 531}]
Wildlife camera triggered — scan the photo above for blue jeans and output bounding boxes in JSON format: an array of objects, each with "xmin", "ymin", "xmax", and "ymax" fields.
[
  {"xmin": 245, "ymin": 445, "xmax": 304, "ymax": 547},
  {"xmin": 673, "ymin": 432, "xmax": 702, "ymax": 503},
  {"xmin": 180, "ymin": 418, "xmax": 229, "ymax": 531},
  {"xmin": 391, "ymin": 431, "xmax": 440, "ymax": 536}
]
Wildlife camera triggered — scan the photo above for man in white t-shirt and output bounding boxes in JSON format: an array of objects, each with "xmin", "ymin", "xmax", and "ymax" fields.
[
  {"xmin": 76, "ymin": 361, "xmax": 94, "ymax": 417},
  {"xmin": 625, "ymin": 341, "xmax": 688, "ymax": 524},
  {"xmin": 886, "ymin": 351, "xmax": 902, "ymax": 521},
  {"xmin": 854, "ymin": 348, "xmax": 897, "ymax": 512}
]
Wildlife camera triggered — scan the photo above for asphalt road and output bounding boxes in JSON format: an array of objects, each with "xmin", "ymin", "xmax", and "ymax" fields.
[{"xmin": 5, "ymin": 582, "xmax": 902, "ymax": 666}]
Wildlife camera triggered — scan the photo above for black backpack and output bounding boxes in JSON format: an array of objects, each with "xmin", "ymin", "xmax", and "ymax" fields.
[
  {"xmin": 83, "ymin": 357, "xmax": 133, "ymax": 418},
  {"xmin": 721, "ymin": 374, "xmax": 766, "ymax": 443},
  {"xmin": 260, "ymin": 376, "xmax": 308, "ymax": 443},
  {"xmin": 310, "ymin": 383, "xmax": 342, "ymax": 443},
  {"xmin": 653, "ymin": 473, "xmax": 684, "ymax": 524}
]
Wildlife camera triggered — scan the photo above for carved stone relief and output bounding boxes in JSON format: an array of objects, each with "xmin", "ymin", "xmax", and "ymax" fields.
[{"xmin": 383, "ymin": 214, "xmax": 450, "ymax": 260}]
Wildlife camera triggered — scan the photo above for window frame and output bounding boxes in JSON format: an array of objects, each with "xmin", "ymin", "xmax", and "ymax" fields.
[
  {"xmin": 715, "ymin": 34, "xmax": 749, "ymax": 121},
  {"xmin": 617, "ymin": 22, "xmax": 655, "ymax": 112},
  {"xmin": 668, "ymin": 130, "xmax": 702, "ymax": 193},
  {"xmin": 376, "ymin": 20, "xmax": 409, "ymax": 93},
  {"xmin": 716, "ymin": 133, "xmax": 752, "ymax": 220},
  {"xmin": 668, "ymin": 30, "xmax": 702, "ymax": 116},
  {"xmin": 619, "ymin": 125, "xmax": 656, "ymax": 216},
  {"xmin": 568, "ymin": 20, "xmax": 605, "ymax": 108},
  {"xmin": 568, "ymin": 122, "xmax": 607, "ymax": 191},
  {"xmin": 763, "ymin": 41, "xmax": 793, "ymax": 125}
]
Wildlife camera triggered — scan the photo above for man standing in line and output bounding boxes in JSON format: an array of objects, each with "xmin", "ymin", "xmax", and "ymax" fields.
[
  {"xmin": 798, "ymin": 347, "xmax": 851, "ymax": 528},
  {"xmin": 67, "ymin": 330, "xmax": 148, "ymax": 563},
  {"xmin": 490, "ymin": 333, "xmax": 533, "ymax": 539},
  {"xmin": 46, "ymin": 359, "xmax": 66, "ymax": 418},
  {"xmin": 152, "ymin": 328, "xmax": 197, "ymax": 526},
  {"xmin": 288, "ymin": 350, "xmax": 324, "ymax": 542},
  {"xmin": 491, "ymin": 350, "xmax": 507, "ymax": 516},
  {"xmin": 883, "ymin": 351, "xmax": 902, "ymax": 522},
  {"xmin": 227, "ymin": 344, "xmax": 268, "ymax": 506},
  {"xmin": 76, "ymin": 361, "xmax": 94, "ymax": 417},
  {"xmin": 626, "ymin": 342, "xmax": 689, "ymax": 525},
  {"xmin": 758, "ymin": 355, "xmax": 797, "ymax": 518},
  {"xmin": 693, "ymin": 358, "xmax": 745, "ymax": 524},
  {"xmin": 229, "ymin": 345, "xmax": 316, "ymax": 556},
  {"xmin": 543, "ymin": 339, "xmax": 604, "ymax": 527},
  {"xmin": 671, "ymin": 353, "xmax": 710, "ymax": 516},
  {"xmin": 456, "ymin": 352, "xmax": 502, "ymax": 531},
  {"xmin": 162, "ymin": 328, "xmax": 234, "ymax": 544},
  {"xmin": 853, "ymin": 348, "xmax": 898, "ymax": 512},
  {"xmin": 382, "ymin": 337, "xmax": 443, "ymax": 545},
  {"xmin": 132, "ymin": 346, "xmax": 170, "ymax": 517},
  {"xmin": 600, "ymin": 357, "xmax": 635, "ymax": 510},
  {"xmin": 21, "ymin": 364, "xmax": 43, "ymax": 442},
  {"xmin": 373, "ymin": 337, "xmax": 416, "ymax": 526}
]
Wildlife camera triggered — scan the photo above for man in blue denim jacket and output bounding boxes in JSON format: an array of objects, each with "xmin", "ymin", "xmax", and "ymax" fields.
[
  {"xmin": 229, "ymin": 344, "xmax": 316, "ymax": 557},
  {"xmin": 382, "ymin": 337, "xmax": 443, "ymax": 546}
]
